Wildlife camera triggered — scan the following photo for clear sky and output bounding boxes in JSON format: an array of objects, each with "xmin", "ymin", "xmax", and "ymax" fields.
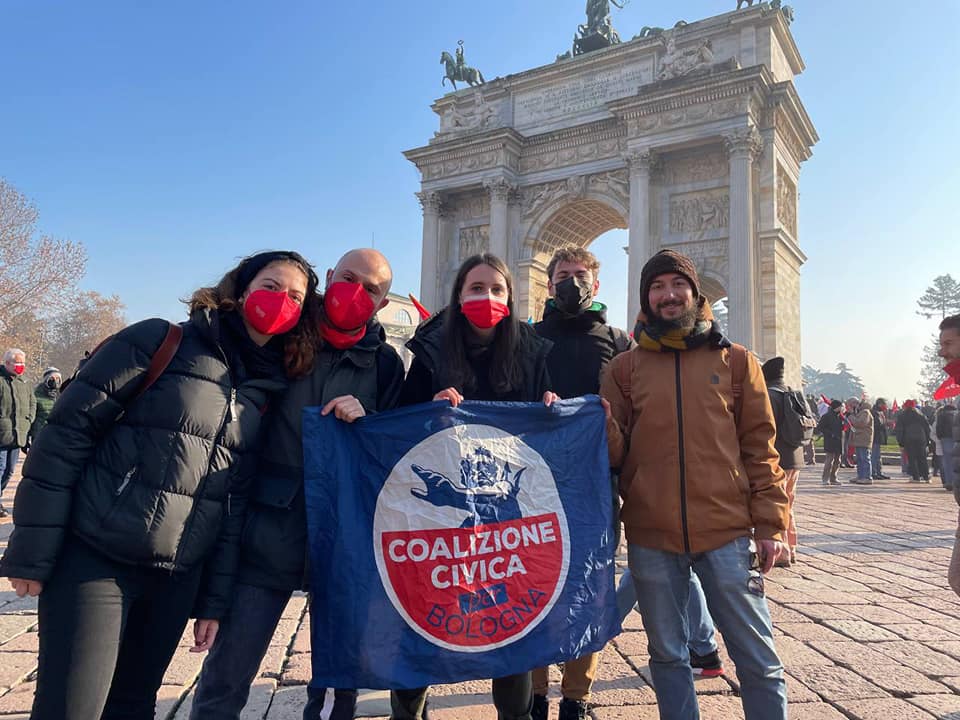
[{"xmin": 1, "ymin": 1, "xmax": 956, "ymax": 401}]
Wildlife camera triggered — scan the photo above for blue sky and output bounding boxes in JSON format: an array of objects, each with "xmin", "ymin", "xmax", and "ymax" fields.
[{"xmin": 1, "ymin": 1, "xmax": 956, "ymax": 400}]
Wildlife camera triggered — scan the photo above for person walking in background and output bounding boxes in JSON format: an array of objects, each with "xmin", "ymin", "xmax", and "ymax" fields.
[
  {"xmin": 0, "ymin": 348, "xmax": 36, "ymax": 518},
  {"xmin": 762, "ymin": 357, "xmax": 805, "ymax": 564},
  {"xmin": 871, "ymin": 398, "xmax": 890, "ymax": 481},
  {"xmin": 817, "ymin": 400, "xmax": 844, "ymax": 486},
  {"xmin": 897, "ymin": 400, "xmax": 931, "ymax": 483},
  {"xmin": 849, "ymin": 399, "xmax": 875, "ymax": 485},
  {"xmin": 30, "ymin": 367, "xmax": 61, "ymax": 442}
]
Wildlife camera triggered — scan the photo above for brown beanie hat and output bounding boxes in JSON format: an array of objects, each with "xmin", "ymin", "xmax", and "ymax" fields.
[{"xmin": 639, "ymin": 249, "xmax": 702, "ymax": 318}]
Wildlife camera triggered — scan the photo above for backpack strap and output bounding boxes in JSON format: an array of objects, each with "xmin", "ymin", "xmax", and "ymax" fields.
[
  {"xmin": 730, "ymin": 343, "xmax": 748, "ymax": 427},
  {"xmin": 133, "ymin": 322, "xmax": 182, "ymax": 401}
]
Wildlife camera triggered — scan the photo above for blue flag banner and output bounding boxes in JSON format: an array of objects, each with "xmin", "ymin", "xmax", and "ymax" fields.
[{"xmin": 302, "ymin": 396, "xmax": 620, "ymax": 690}]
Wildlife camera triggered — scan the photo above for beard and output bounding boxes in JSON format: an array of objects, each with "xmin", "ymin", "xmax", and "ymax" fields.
[{"xmin": 649, "ymin": 302, "xmax": 698, "ymax": 332}]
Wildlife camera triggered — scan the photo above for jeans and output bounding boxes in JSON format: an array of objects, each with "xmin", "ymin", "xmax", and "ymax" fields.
[
  {"xmin": 940, "ymin": 439, "xmax": 956, "ymax": 488},
  {"xmin": 0, "ymin": 446, "xmax": 20, "ymax": 497},
  {"xmin": 871, "ymin": 443, "xmax": 883, "ymax": 476},
  {"xmin": 616, "ymin": 570, "xmax": 718, "ymax": 657},
  {"xmin": 32, "ymin": 537, "xmax": 203, "ymax": 720},
  {"xmin": 855, "ymin": 447, "xmax": 872, "ymax": 480},
  {"xmin": 627, "ymin": 538, "xmax": 787, "ymax": 720},
  {"xmin": 392, "ymin": 674, "xmax": 532, "ymax": 720},
  {"xmin": 192, "ymin": 583, "xmax": 355, "ymax": 720}
]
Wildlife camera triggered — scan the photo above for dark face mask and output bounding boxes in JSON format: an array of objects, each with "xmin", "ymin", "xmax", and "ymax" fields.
[
  {"xmin": 553, "ymin": 277, "xmax": 593, "ymax": 316},
  {"xmin": 45, "ymin": 377, "xmax": 60, "ymax": 390}
]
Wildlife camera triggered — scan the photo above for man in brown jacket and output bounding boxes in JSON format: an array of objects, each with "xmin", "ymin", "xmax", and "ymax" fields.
[{"xmin": 600, "ymin": 249, "xmax": 789, "ymax": 720}]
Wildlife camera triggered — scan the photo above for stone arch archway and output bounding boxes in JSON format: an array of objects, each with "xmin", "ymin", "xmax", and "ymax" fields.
[{"xmin": 406, "ymin": 5, "xmax": 817, "ymax": 384}]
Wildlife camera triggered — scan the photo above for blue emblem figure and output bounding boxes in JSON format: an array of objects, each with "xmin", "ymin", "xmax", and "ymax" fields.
[{"xmin": 411, "ymin": 447, "xmax": 524, "ymax": 527}]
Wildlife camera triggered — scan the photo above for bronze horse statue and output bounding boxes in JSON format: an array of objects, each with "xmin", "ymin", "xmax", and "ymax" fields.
[{"xmin": 441, "ymin": 51, "xmax": 485, "ymax": 91}]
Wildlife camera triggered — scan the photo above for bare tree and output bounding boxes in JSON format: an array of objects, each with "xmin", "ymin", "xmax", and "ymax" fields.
[
  {"xmin": 46, "ymin": 291, "xmax": 127, "ymax": 376},
  {"xmin": 0, "ymin": 178, "xmax": 87, "ymax": 319}
]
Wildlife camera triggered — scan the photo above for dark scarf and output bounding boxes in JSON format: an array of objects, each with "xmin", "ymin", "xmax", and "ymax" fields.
[
  {"xmin": 219, "ymin": 309, "xmax": 286, "ymax": 382},
  {"xmin": 635, "ymin": 319, "xmax": 716, "ymax": 352}
]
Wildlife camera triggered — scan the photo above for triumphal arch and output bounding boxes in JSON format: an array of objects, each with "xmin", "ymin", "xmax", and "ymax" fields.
[{"xmin": 404, "ymin": 2, "xmax": 817, "ymax": 379}]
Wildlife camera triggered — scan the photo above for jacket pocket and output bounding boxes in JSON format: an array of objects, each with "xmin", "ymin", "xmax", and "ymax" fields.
[{"xmin": 101, "ymin": 465, "xmax": 138, "ymax": 525}]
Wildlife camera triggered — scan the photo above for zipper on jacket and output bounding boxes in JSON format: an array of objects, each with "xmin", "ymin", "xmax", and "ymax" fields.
[
  {"xmin": 171, "ymin": 382, "xmax": 237, "ymax": 570},
  {"xmin": 674, "ymin": 351, "xmax": 691, "ymax": 554},
  {"xmin": 116, "ymin": 466, "xmax": 137, "ymax": 496}
]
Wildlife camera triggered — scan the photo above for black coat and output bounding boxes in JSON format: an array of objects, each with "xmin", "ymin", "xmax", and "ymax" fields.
[
  {"xmin": 399, "ymin": 309, "xmax": 553, "ymax": 405},
  {"xmin": 534, "ymin": 301, "xmax": 633, "ymax": 399},
  {"xmin": 872, "ymin": 405, "xmax": 889, "ymax": 446},
  {"xmin": 766, "ymin": 383, "xmax": 804, "ymax": 469},
  {"xmin": 936, "ymin": 405, "xmax": 956, "ymax": 440},
  {"xmin": 0, "ymin": 367, "xmax": 36, "ymax": 449},
  {"xmin": 896, "ymin": 407, "xmax": 930, "ymax": 446},
  {"xmin": 0, "ymin": 311, "xmax": 285, "ymax": 619},
  {"xmin": 238, "ymin": 321, "xmax": 405, "ymax": 592},
  {"xmin": 817, "ymin": 410, "xmax": 844, "ymax": 454}
]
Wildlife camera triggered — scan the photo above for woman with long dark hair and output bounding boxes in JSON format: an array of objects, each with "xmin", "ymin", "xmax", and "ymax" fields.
[
  {"xmin": 1, "ymin": 250, "xmax": 318, "ymax": 720},
  {"xmin": 395, "ymin": 253, "xmax": 556, "ymax": 720}
]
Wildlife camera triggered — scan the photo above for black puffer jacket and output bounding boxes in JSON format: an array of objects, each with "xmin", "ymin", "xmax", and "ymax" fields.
[
  {"xmin": 399, "ymin": 309, "xmax": 553, "ymax": 405},
  {"xmin": 817, "ymin": 410, "xmax": 844, "ymax": 454},
  {"xmin": 896, "ymin": 407, "xmax": 931, "ymax": 446},
  {"xmin": 238, "ymin": 321, "xmax": 404, "ymax": 592},
  {"xmin": 0, "ymin": 367, "xmax": 36, "ymax": 449},
  {"xmin": 0, "ymin": 311, "xmax": 285, "ymax": 618},
  {"xmin": 534, "ymin": 300, "xmax": 633, "ymax": 398}
]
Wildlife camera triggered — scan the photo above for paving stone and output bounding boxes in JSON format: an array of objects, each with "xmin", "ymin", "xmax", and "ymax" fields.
[
  {"xmin": 855, "ymin": 606, "xmax": 924, "ymax": 624},
  {"xmin": 155, "ymin": 684, "xmax": 187, "ymax": 720},
  {"xmin": 282, "ymin": 596, "xmax": 308, "ymax": 621},
  {"xmin": 778, "ymin": 622, "xmax": 850, "ymax": 643},
  {"xmin": 770, "ymin": 636, "xmax": 834, "ymax": 667},
  {"xmin": 270, "ymin": 619, "xmax": 301, "ymax": 648},
  {"xmin": 906, "ymin": 693, "xmax": 960, "ymax": 717},
  {"xmin": 835, "ymin": 698, "xmax": 935, "ymax": 719},
  {"xmin": 611, "ymin": 631, "xmax": 646, "ymax": 657},
  {"xmin": 0, "ymin": 631, "xmax": 37, "ymax": 653},
  {"xmin": 0, "ymin": 596, "xmax": 38, "ymax": 615},
  {"xmin": 847, "ymin": 664, "xmax": 951, "ymax": 697},
  {"xmin": 784, "ymin": 673, "xmax": 821, "ymax": 703},
  {"xmin": 882, "ymin": 623, "xmax": 960, "ymax": 642},
  {"xmin": 355, "ymin": 689, "xmax": 391, "ymax": 718},
  {"xmin": 265, "ymin": 686, "xmax": 311, "ymax": 719},
  {"xmin": 0, "ymin": 653, "xmax": 35, "ymax": 690},
  {"xmin": 822, "ymin": 620, "xmax": 902, "ymax": 642},
  {"xmin": 872, "ymin": 641, "xmax": 960, "ymax": 676},
  {"xmin": 240, "ymin": 678, "xmax": 277, "ymax": 720},
  {"xmin": 161, "ymin": 648, "xmax": 205, "ymax": 686},
  {"xmin": 787, "ymin": 604, "xmax": 860, "ymax": 621},
  {"xmin": 787, "ymin": 704, "xmax": 850, "ymax": 719},
  {"xmin": 0, "ymin": 682, "xmax": 35, "ymax": 714},
  {"xmin": 279, "ymin": 653, "xmax": 312, "ymax": 686},
  {"xmin": 258, "ymin": 643, "xmax": 289, "ymax": 679},
  {"xmin": 290, "ymin": 620, "xmax": 311, "ymax": 654},
  {"xmin": 0, "ymin": 616, "xmax": 35, "ymax": 644},
  {"xmin": 582, "ymin": 652, "xmax": 658, "ymax": 707},
  {"xmin": 788, "ymin": 665, "xmax": 889, "ymax": 700}
]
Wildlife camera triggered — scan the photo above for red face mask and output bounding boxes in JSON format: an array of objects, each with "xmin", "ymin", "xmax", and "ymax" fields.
[
  {"xmin": 12, "ymin": 363, "xmax": 25, "ymax": 376},
  {"xmin": 324, "ymin": 282, "xmax": 375, "ymax": 331},
  {"xmin": 460, "ymin": 294, "xmax": 511, "ymax": 329},
  {"xmin": 242, "ymin": 289, "xmax": 301, "ymax": 335}
]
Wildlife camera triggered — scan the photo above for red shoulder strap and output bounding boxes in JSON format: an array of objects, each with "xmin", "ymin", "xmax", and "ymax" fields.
[
  {"xmin": 133, "ymin": 323, "xmax": 182, "ymax": 401},
  {"xmin": 731, "ymin": 343, "xmax": 748, "ymax": 427}
]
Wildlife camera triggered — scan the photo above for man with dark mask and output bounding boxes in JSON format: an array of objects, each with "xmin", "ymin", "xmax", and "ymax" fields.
[
  {"xmin": 30, "ymin": 367, "xmax": 61, "ymax": 442},
  {"xmin": 601, "ymin": 249, "xmax": 789, "ymax": 720},
  {"xmin": 0, "ymin": 348, "xmax": 35, "ymax": 518},
  {"xmin": 531, "ymin": 247, "xmax": 631, "ymax": 719}
]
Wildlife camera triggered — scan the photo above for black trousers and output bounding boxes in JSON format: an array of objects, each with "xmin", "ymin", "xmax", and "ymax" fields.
[
  {"xmin": 32, "ymin": 537, "xmax": 203, "ymax": 720},
  {"xmin": 904, "ymin": 440, "xmax": 930, "ymax": 481},
  {"xmin": 391, "ymin": 672, "xmax": 532, "ymax": 720}
]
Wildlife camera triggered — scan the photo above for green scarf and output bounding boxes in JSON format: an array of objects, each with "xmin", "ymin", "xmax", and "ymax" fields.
[{"xmin": 636, "ymin": 320, "xmax": 715, "ymax": 352}]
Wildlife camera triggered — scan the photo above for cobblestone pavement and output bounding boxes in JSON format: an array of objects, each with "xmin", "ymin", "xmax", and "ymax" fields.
[{"xmin": 2, "ymin": 465, "xmax": 960, "ymax": 719}]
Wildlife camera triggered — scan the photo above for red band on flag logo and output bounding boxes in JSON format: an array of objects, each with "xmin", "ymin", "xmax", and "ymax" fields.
[{"xmin": 373, "ymin": 425, "xmax": 570, "ymax": 652}]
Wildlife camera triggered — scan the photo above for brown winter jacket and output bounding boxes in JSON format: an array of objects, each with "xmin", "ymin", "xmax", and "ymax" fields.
[
  {"xmin": 850, "ymin": 406, "xmax": 875, "ymax": 448},
  {"xmin": 600, "ymin": 321, "xmax": 788, "ymax": 554}
]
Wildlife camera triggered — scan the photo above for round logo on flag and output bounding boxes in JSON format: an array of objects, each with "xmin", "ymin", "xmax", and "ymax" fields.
[{"xmin": 373, "ymin": 424, "xmax": 570, "ymax": 652}]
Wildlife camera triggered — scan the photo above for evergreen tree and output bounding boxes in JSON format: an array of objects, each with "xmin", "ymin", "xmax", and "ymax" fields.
[
  {"xmin": 916, "ymin": 274, "xmax": 960, "ymax": 320},
  {"xmin": 802, "ymin": 365, "xmax": 826, "ymax": 396},
  {"xmin": 917, "ymin": 334, "xmax": 945, "ymax": 400}
]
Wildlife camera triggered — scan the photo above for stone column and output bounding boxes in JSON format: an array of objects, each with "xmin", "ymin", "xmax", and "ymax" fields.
[
  {"xmin": 724, "ymin": 127, "xmax": 764, "ymax": 350},
  {"xmin": 416, "ymin": 191, "xmax": 443, "ymax": 310},
  {"xmin": 484, "ymin": 178, "xmax": 515, "ymax": 263},
  {"xmin": 625, "ymin": 150, "xmax": 656, "ymax": 327}
]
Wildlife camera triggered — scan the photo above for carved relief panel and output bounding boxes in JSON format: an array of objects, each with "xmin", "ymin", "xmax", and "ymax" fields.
[
  {"xmin": 776, "ymin": 164, "xmax": 797, "ymax": 238},
  {"xmin": 459, "ymin": 225, "xmax": 490, "ymax": 260},
  {"xmin": 669, "ymin": 189, "xmax": 729, "ymax": 233}
]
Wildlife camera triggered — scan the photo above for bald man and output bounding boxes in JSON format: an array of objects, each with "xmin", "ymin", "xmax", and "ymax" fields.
[{"xmin": 192, "ymin": 249, "xmax": 404, "ymax": 720}]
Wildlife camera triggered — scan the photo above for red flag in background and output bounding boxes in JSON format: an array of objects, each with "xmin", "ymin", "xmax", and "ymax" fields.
[
  {"xmin": 408, "ymin": 294, "xmax": 431, "ymax": 321},
  {"xmin": 934, "ymin": 377, "xmax": 960, "ymax": 401}
]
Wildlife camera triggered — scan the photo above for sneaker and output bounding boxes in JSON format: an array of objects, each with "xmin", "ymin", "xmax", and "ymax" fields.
[
  {"xmin": 0, "ymin": 504, "xmax": 6, "ymax": 518},
  {"xmin": 558, "ymin": 698, "xmax": 589, "ymax": 720},
  {"xmin": 877, "ymin": 474, "xmax": 891, "ymax": 480},
  {"xmin": 829, "ymin": 479, "xmax": 842, "ymax": 486},
  {"xmin": 690, "ymin": 649, "xmax": 725, "ymax": 678},
  {"xmin": 531, "ymin": 694, "xmax": 548, "ymax": 720}
]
